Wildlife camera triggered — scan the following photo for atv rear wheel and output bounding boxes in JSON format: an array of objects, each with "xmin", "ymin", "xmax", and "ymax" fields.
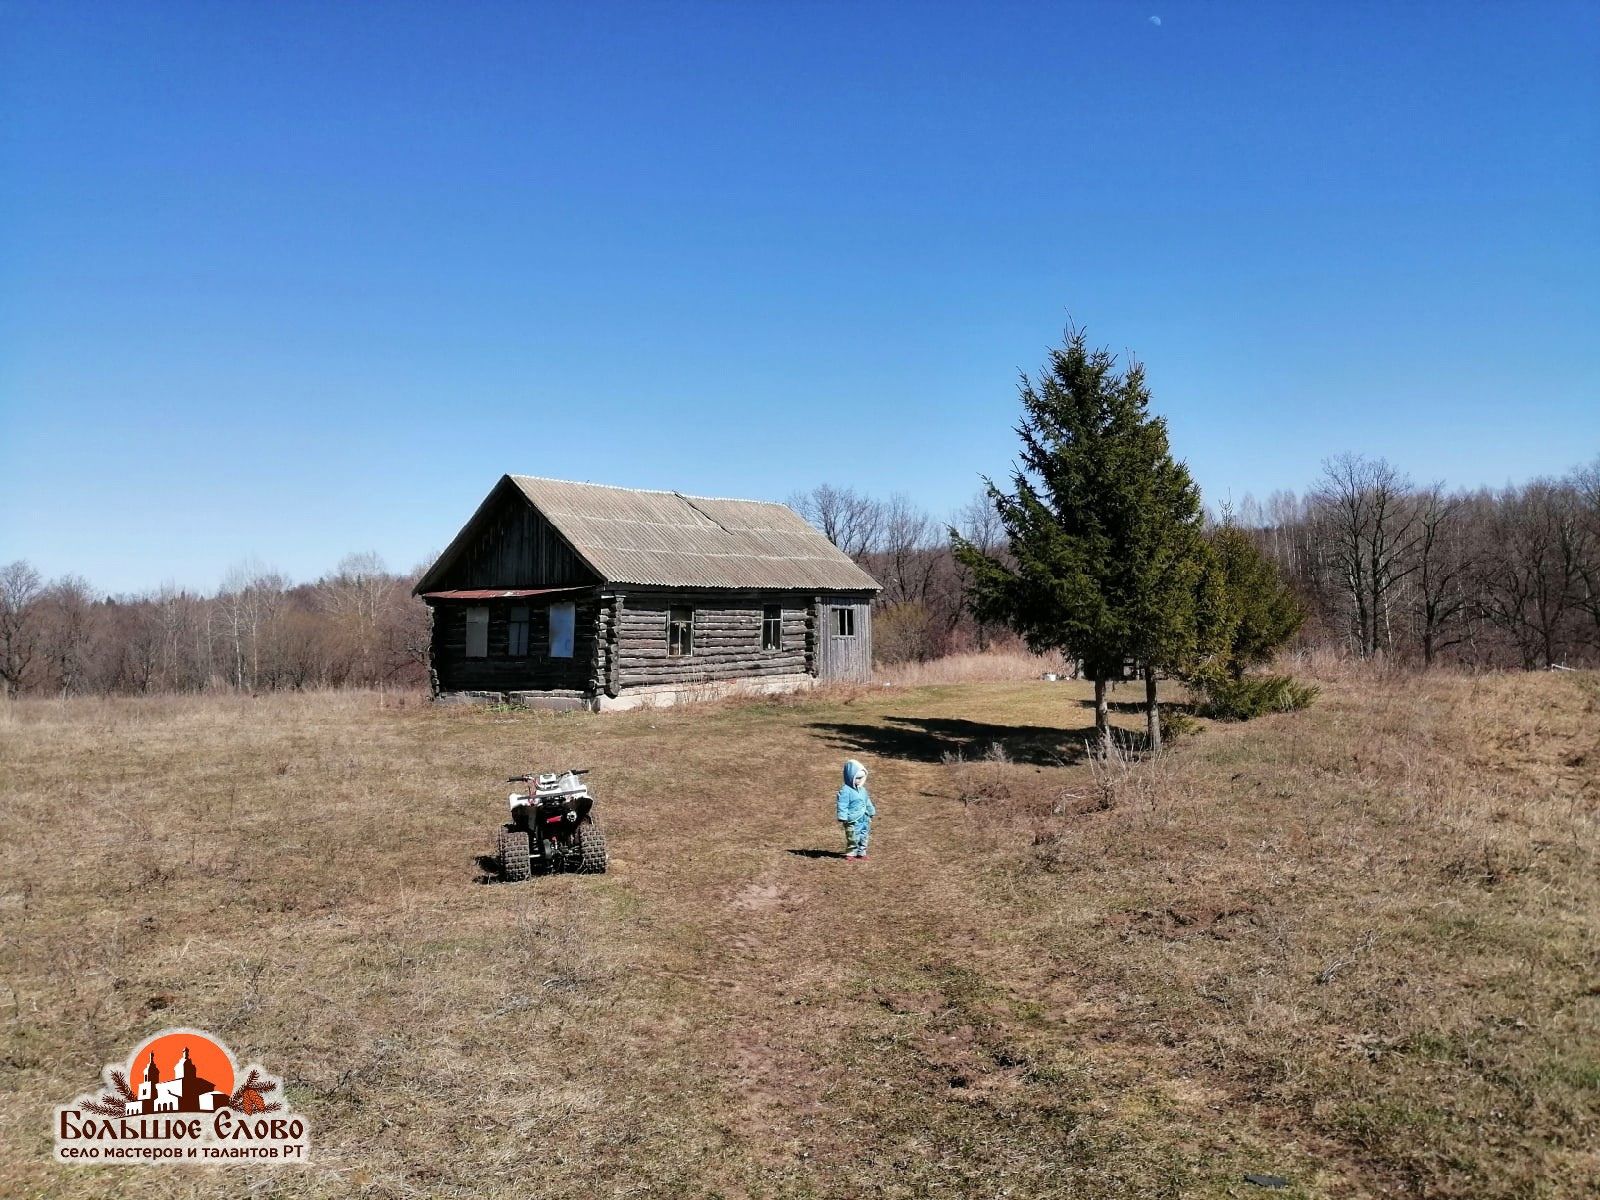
[
  {"xmin": 497, "ymin": 828, "xmax": 532, "ymax": 882},
  {"xmin": 573, "ymin": 821, "xmax": 608, "ymax": 874}
]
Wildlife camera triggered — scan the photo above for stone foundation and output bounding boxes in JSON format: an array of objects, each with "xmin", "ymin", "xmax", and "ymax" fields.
[
  {"xmin": 594, "ymin": 673, "xmax": 815, "ymax": 712},
  {"xmin": 432, "ymin": 674, "xmax": 816, "ymax": 712}
]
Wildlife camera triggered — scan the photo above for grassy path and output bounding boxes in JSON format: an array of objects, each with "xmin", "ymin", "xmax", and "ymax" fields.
[{"xmin": 567, "ymin": 683, "xmax": 1206, "ymax": 1197}]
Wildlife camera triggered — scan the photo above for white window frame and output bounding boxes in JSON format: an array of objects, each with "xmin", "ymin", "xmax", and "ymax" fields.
[{"xmin": 762, "ymin": 605, "xmax": 783, "ymax": 651}]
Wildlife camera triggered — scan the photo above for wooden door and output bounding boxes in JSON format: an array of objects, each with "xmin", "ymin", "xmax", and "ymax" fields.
[{"xmin": 818, "ymin": 597, "xmax": 872, "ymax": 680}]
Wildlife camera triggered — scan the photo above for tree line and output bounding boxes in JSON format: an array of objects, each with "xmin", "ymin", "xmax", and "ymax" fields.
[
  {"xmin": 0, "ymin": 554, "xmax": 430, "ymax": 697},
  {"xmin": 794, "ymin": 432, "xmax": 1600, "ymax": 680},
  {"xmin": 1229, "ymin": 456, "xmax": 1599, "ymax": 671}
]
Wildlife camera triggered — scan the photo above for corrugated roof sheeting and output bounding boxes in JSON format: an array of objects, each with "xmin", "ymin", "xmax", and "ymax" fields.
[{"xmin": 508, "ymin": 476, "xmax": 880, "ymax": 592}]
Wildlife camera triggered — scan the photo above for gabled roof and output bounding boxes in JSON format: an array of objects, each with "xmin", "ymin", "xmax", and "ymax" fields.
[{"xmin": 417, "ymin": 476, "xmax": 880, "ymax": 594}]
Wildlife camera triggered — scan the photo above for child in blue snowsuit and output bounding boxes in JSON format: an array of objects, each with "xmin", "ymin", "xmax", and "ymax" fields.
[{"xmin": 836, "ymin": 759, "xmax": 875, "ymax": 860}]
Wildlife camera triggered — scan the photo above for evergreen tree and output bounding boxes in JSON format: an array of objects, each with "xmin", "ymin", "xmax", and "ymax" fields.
[
  {"xmin": 1194, "ymin": 522, "xmax": 1305, "ymax": 681},
  {"xmin": 953, "ymin": 327, "xmax": 1207, "ymax": 751}
]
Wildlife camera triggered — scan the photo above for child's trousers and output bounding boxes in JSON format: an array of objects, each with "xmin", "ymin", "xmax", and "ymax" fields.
[{"xmin": 841, "ymin": 815, "xmax": 872, "ymax": 856}]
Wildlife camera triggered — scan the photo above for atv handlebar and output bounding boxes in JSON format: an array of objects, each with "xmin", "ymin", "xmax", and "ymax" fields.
[{"xmin": 506, "ymin": 769, "xmax": 591, "ymax": 783}]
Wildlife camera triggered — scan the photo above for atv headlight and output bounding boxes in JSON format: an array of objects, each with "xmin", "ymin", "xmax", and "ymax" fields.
[{"xmin": 565, "ymin": 810, "xmax": 577, "ymax": 821}]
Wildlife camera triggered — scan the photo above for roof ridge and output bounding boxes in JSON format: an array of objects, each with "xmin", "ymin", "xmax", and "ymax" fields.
[{"xmin": 508, "ymin": 474, "xmax": 796, "ymax": 510}]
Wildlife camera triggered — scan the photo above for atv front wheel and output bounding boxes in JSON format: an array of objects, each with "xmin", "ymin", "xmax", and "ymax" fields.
[
  {"xmin": 497, "ymin": 828, "xmax": 532, "ymax": 882},
  {"xmin": 573, "ymin": 821, "xmax": 608, "ymax": 874}
]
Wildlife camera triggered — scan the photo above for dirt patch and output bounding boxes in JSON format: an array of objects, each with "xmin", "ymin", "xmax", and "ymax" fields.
[
  {"xmin": 729, "ymin": 881, "xmax": 791, "ymax": 912},
  {"xmin": 1106, "ymin": 900, "xmax": 1260, "ymax": 940}
]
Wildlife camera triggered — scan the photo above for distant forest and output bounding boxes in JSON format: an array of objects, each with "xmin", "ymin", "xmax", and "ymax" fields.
[{"xmin": 2, "ymin": 453, "xmax": 1597, "ymax": 697}]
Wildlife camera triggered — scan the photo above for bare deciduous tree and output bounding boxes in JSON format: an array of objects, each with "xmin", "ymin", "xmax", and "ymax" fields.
[
  {"xmin": 788, "ymin": 484, "xmax": 884, "ymax": 561},
  {"xmin": 0, "ymin": 560, "xmax": 44, "ymax": 697},
  {"xmin": 1311, "ymin": 454, "xmax": 1420, "ymax": 657},
  {"xmin": 1476, "ymin": 481, "xmax": 1588, "ymax": 669},
  {"xmin": 41, "ymin": 575, "xmax": 96, "ymax": 696},
  {"xmin": 877, "ymin": 494, "xmax": 939, "ymax": 607},
  {"xmin": 219, "ymin": 562, "xmax": 288, "ymax": 691},
  {"xmin": 1411, "ymin": 484, "xmax": 1474, "ymax": 667},
  {"xmin": 315, "ymin": 551, "xmax": 398, "ymax": 682}
]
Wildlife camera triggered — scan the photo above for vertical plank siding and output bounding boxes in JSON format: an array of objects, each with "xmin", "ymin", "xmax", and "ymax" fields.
[
  {"xmin": 434, "ymin": 492, "xmax": 594, "ymax": 590},
  {"xmin": 816, "ymin": 597, "xmax": 874, "ymax": 681}
]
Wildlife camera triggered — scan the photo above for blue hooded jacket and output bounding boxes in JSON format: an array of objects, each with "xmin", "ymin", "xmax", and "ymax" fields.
[{"xmin": 835, "ymin": 759, "xmax": 875, "ymax": 823}]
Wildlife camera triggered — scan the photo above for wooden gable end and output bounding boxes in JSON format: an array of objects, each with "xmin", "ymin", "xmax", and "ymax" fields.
[{"xmin": 430, "ymin": 486, "xmax": 598, "ymax": 590}]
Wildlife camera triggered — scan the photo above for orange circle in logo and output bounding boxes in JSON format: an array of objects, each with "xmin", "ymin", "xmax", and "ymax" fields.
[{"xmin": 127, "ymin": 1031, "xmax": 235, "ymax": 1098}]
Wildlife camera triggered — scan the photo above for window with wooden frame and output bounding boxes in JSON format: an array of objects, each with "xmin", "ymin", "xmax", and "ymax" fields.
[
  {"xmin": 761, "ymin": 605, "xmax": 783, "ymax": 651},
  {"xmin": 831, "ymin": 606, "xmax": 855, "ymax": 638},
  {"xmin": 464, "ymin": 606, "xmax": 489, "ymax": 658},
  {"xmin": 549, "ymin": 602, "xmax": 575, "ymax": 658},
  {"xmin": 507, "ymin": 606, "xmax": 530, "ymax": 657},
  {"xmin": 668, "ymin": 606, "xmax": 694, "ymax": 657}
]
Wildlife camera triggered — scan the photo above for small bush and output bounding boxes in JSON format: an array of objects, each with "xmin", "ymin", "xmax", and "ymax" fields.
[
  {"xmin": 1158, "ymin": 703, "xmax": 1201, "ymax": 742},
  {"xmin": 942, "ymin": 743, "xmax": 1015, "ymax": 805},
  {"xmin": 1196, "ymin": 673, "xmax": 1318, "ymax": 720}
]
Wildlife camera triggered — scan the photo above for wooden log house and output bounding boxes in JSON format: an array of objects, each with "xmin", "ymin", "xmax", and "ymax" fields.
[{"xmin": 414, "ymin": 475, "xmax": 881, "ymax": 709}]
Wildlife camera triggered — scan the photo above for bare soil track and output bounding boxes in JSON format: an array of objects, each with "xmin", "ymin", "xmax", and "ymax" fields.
[{"xmin": 2, "ymin": 672, "xmax": 1596, "ymax": 1198}]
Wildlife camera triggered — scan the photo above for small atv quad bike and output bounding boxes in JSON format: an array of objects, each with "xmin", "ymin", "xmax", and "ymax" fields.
[{"xmin": 496, "ymin": 768, "xmax": 608, "ymax": 881}]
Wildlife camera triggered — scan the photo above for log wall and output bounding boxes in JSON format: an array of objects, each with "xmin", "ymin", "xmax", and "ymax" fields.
[
  {"xmin": 431, "ymin": 589, "xmax": 876, "ymax": 697},
  {"xmin": 612, "ymin": 594, "xmax": 812, "ymax": 689},
  {"xmin": 430, "ymin": 599, "xmax": 600, "ymax": 693}
]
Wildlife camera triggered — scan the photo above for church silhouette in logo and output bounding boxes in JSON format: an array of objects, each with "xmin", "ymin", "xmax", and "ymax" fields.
[{"xmin": 124, "ymin": 1046, "xmax": 230, "ymax": 1115}]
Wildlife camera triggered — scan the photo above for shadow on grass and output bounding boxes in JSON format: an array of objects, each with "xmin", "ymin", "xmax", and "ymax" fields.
[
  {"xmin": 787, "ymin": 847, "xmax": 848, "ymax": 860},
  {"xmin": 807, "ymin": 715, "xmax": 1117, "ymax": 766},
  {"xmin": 1104, "ymin": 698, "xmax": 1197, "ymax": 715},
  {"xmin": 473, "ymin": 853, "xmax": 501, "ymax": 884}
]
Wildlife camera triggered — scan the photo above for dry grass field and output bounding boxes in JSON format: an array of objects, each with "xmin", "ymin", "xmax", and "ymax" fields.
[{"xmin": 2, "ymin": 666, "xmax": 1597, "ymax": 1198}]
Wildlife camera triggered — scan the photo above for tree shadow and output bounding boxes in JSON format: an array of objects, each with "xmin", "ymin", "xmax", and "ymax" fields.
[
  {"xmin": 1104, "ymin": 698, "xmax": 1197, "ymax": 715},
  {"xmin": 787, "ymin": 848, "xmax": 847, "ymax": 860},
  {"xmin": 807, "ymin": 715, "xmax": 1113, "ymax": 766}
]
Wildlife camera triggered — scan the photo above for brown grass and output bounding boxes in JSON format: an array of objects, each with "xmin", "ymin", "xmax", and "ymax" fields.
[
  {"xmin": 876, "ymin": 648, "xmax": 1071, "ymax": 685},
  {"xmin": 1, "ymin": 670, "xmax": 1595, "ymax": 1197}
]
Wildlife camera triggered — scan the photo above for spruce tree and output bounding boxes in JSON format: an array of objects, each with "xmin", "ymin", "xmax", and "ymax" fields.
[
  {"xmin": 953, "ymin": 327, "xmax": 1207, "ymax": 751},
  {"xmin": 1195, "ymin": 522, "xmax": 1305, "ymax": 680}
]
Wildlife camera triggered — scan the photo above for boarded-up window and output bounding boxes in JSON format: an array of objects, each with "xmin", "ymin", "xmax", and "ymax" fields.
[
  {"xmin": 832, "ymin": 606, "xmax": 855, "ymax": 638},
  {"xmin": 465, "ymin": 606, "xmax": 489, "ymax": 658},
  {"xmin": 668, "ymin": 606, "xmax": 694, "ymax": 657},
  {"xmin": 507, "ymin": 606, "xmax": 530, "ymax": 657},
  {"xmin": 762, "ymin": 605, "xmax": 782, "ymax": 651},
  {"xmin": 549, "ymin": 602, "xmax": 575, "ymax": 658}
]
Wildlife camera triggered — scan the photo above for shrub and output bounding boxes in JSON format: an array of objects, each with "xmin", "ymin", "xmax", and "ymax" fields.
[
  {"xmin": 873, "ymin": 601, "xmax": 948, "ymax": 665},
  {"xmin": 1196, "ymin": 672, "xmax": 1318, "ymax": 720},
  {"xmin": 1157, "ymin": 702, "xmax": 1202, "ymax": 742}
]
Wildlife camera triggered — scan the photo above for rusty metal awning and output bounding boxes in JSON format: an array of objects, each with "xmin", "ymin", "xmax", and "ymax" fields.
[{"xmin": 420, "ymin": 586, "xmax": 592, "ymax": 601}]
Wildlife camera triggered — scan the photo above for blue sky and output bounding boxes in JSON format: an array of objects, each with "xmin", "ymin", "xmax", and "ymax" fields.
[{"xmin": 2, "ymin": 1, "xmax": 1596, "ymax": 594}]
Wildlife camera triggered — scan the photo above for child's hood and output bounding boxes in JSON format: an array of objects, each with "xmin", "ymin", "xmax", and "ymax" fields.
[{"xmin": 843, "ymin": 759, "xmax": 868, "ymax": 790}]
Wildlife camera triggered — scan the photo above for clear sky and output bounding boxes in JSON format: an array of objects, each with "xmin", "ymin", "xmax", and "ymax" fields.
[{"xmin": 2, "ymin": 1, "xmax": 1596, "ymax": 594}]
